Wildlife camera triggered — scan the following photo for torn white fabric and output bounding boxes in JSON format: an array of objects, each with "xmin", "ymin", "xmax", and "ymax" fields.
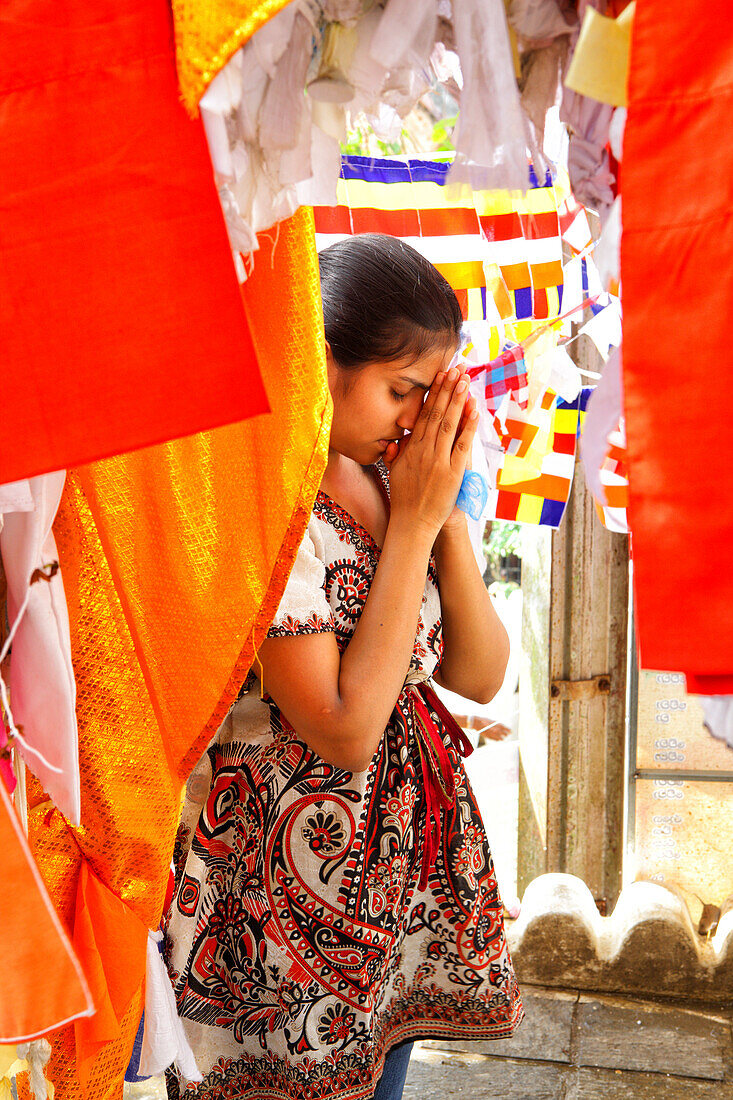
[
  {"xmin": 608, "ymin": 105, "xmax": 626, "ymax": 162},
  {"xmin": 0, "ymin": 480, "xmax": 35, "ymax": 519},
  {"xmin": 559, "ymin": 0, "xmax": 615, "ymax": 218},
  {"xmin": 561, "ymin": 89, "xmax": 615, "ymax": 218},
  {"xmin": 509, "ymin": 0, "xmax": 574, "ymax": 42},
  {"xmin": 199, "ymin": 0, "xmax": 539, "ymax": 274},
  {"xmin": 0, "ymin": 473, "xmax": 80, "ymax": 825},
  {"xmin": 700, "ymin": 696, "xmax": 733, "ymax": 751},
  {"xmin": 369, "ymin": 0, "xmax": 437, "ymax": 71},
  {"xmin": 594, "ymin": 195, "xmax": 621, "ymax": 291},
  {"xmin": 531, "ymin": 344, "xmax": 582, "ymax": 404},
  {"xmin": 451, "ymin": 0, "xmax": 537, "ymax": 191},
  {"xmin": 579, "ymin": 346, "xmax": 623, "ymax": 506},
  {"xmin": 579, "ymin": 298, "xmax": 622, "ymax": 358},
  {"xmin": 139, "ymin": 931, "xmax": 202, "ymax": 1082},
  {"xmin": 16, "ymin": 1039, "xmax": 52, "ymax": 1100}
]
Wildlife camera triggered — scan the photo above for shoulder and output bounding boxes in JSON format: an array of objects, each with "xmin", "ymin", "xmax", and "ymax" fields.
[
  {"xmin": 290, "ymin": 515, "xmax": 329, "ymax": 582},
  {"xmin": 269, "ymin": 516, "xmax": 335, "ymax": 637}
]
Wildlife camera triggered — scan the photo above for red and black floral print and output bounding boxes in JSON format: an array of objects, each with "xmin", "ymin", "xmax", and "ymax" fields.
[{"xmin": 164, "ymin": 464, "xmax": 522, "ymax": 1100}]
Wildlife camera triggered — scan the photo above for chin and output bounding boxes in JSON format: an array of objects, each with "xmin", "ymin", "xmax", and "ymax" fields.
[{"xmin": 355, "ymin": 443, "xmax": 384, "ymax": 465}]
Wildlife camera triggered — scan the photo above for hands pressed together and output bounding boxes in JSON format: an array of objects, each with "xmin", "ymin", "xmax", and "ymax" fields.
[{"xmin": 384, "ymin": 366, "xmax": 478, "ymax": 540}]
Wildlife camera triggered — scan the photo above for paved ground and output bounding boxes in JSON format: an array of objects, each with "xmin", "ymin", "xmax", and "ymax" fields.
[
  {"xmin": 406, "ymin": 987, "xmax": 733, "ymax": 1099},
  {"xmin": 125, "ymin": 986, "xmax": 733, "ymax": 1099}
]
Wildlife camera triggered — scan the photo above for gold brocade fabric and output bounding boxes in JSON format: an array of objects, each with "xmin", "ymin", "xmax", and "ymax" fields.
[
  {"xmin": 172, "ymin": 0, "xmax": 293, "ymax": 116},
  {"xmin": 24, "ymin": 208, "xmax": 331, "ymax": 1100}
]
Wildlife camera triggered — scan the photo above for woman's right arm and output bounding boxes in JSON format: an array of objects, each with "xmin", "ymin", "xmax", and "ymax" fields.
[{"xmin": 258, "ymin": 370, "xmax": 478, "ymax": 772}]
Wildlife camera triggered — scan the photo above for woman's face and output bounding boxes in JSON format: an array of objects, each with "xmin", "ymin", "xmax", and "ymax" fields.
[{"xmin": 327, "ymin": 342, "xmax": 457, "ymax": 466}]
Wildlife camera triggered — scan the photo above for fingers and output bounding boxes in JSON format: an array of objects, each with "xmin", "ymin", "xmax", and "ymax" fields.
[
  {"xmin": 435, "ymin": 372, "xmax": 471, "ymax": 460},
  {"xmin": 456, "ymin": 391, "xmax": 477, "ymax": 438},
  {"xmin": 383, "ymin": 440, "xmax": 400, "ymax": 467},
  {"xmin": 412, "ymin": 369, "xmax": 446, "ymax": 441},
  {"xmin": 450, "ymin": 400, "xmax": 479, "ymax": 473},
  {"xmin": 411, "ymin": 368, "xmax": 477, "ymax": 460},
  {"xmin": 417, "ymin": 366, "xmax": 461, "ymax": 445}
]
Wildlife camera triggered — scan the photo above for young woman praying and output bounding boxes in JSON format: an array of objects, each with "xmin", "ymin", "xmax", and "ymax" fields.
[{"xmin": 164, "ymin": 234, "xmax": 523, "ymax": 1100}]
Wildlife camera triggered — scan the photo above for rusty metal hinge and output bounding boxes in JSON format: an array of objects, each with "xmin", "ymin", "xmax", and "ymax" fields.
[{"xmin": 550, "ymin": 675, "xmax": 611, "ymax": 701}]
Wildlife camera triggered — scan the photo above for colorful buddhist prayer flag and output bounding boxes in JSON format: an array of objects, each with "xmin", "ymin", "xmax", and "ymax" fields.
[
  {"xmin": 468, "ymin": 345, "xmax": 529, "ymax": 412},
  {"xmin": 489, "ymin": 389, "xmax": 583, "ymax": 528},
  {"xmin": 314, "ymin": 154, "xmax": 585, "ymax": 529},
  {"xmin": 313, "ymin": 155, "xmax": 567, "ymax": 355},
  {"xmin": 594, "ymin": 428, "xmax": 630, "ymax": 534},
  {"xmin": 558, "ymin": 192, "xmax": 593, "ymax": 255}
]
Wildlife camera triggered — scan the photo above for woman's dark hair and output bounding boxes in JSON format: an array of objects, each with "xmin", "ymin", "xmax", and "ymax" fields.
[{"xmin": 319, "ymin": 233, "xmax": 462, "ymax": 369}]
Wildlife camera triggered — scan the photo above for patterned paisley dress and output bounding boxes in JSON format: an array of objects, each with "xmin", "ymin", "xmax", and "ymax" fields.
[{"xmin": 164, "ymin": 465, "xmax": 522, "ymax": 1100}]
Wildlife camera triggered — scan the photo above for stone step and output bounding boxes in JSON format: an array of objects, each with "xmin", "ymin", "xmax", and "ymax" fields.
[
  {"xmin": 420, "ymin": 989, "xmax": 732, "ymax": 1084},
  {"xmin": 404, "ymin": 1050, "xmax": 563, "ymax": 1100},
  {"xmin": 565, "ymin": 1066, "xmax": 733, "ymax": 1099},
  {"xmin": 406, "ymin": 1052, "xmax": 733, "ymax": 1100},
  {"xmin": 422, "ymin": 988, "xmax": 575, "ymax": 1064},
  {"xmin": 575, "ymin": 996, "xmax": 730, "ymax": 1080}
]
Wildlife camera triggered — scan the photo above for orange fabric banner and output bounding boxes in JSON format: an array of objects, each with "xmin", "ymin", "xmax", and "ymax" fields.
[
  {"xmin": 72, "ymin": 863, "xmax": 149, "ymax": 1082},
  {"xmin": 621, "ymin": 0, "xmax": 733, "ymax": 680},
  {"xmin": 0, "ymin": 0, "xmax": 268, "ymax": 483},
  {"xmin": 0, "ymin": 784, "xmax": 92, "ymax": 1042},
  {"xmin": 24, "ymin": 208, "xmax": 330, "ymax": 1099}
]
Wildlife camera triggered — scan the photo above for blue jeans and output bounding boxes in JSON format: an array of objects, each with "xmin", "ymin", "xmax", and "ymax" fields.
[{"xmin": 373, "ymin": 1042, "xmax": 414, "ymax": 1100}]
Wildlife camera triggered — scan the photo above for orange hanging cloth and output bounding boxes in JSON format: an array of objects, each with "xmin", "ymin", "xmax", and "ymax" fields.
[
  {"xmin": 23, "ymin": 207, "xmax": 330, "ymax": 1100},
  {"xmin": 621, "ymin": 0, "xmax": 733, "ymax": 689},
  {"xmin": 0, "ymin": 0, "xmax": 268, "ymax": 483},
  {"xmin": 0, "ymin": 783, "xmax": 93, "ymax": 1042}
]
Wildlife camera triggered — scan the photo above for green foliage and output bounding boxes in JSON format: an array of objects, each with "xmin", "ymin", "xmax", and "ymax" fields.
[
  {"xmin": 340, "ymin": 126, "xmax": 407, "ymax": 158},
  {"xmin": 489, "ymin": 578, "xmax": 519, "ymax": 599},
  {"xmin": 485, "ymin": 520, "xmax": 522, "ymax": 558},
  {"xmin": 341, "ymin": 109, "xmax": 458, "ymax": 158},
  {"xmin": 431, "ymin": 113, "xmax": 458, "ymax": 152},
  {"xmin": 484, "ymin": 520, "xmax": 522, "ymax": 588}
]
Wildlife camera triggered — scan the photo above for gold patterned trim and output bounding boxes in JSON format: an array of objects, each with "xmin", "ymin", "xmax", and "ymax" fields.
[{"xmin": 185, "ymin": 389, "xmax": 332, "ymax": 778}]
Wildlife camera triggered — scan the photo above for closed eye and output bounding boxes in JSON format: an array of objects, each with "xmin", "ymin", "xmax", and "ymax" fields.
[{"xmin": 391, "ymin": 389, "xmax": 409, "ymax": 402}]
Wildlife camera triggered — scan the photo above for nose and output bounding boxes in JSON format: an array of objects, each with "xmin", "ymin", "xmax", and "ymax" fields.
[{"xmin": 396, "ymin": 391, "xmax": 425, "ymax": 432}]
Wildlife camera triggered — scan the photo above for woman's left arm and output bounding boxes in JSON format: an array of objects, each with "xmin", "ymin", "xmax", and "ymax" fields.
[{"xmin": 432, "ymin": 515, "xmax": 510, "ymax": 704}]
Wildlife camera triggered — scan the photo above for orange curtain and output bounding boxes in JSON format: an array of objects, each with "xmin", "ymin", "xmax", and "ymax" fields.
[
  {"xmin": 0, "ymin": 0, "xmax": 267, "ymax": 483},
  {"xmin": 621, "ymin": 0, "xmax": 733, "ymax": 687},
  {"xmin": 24, "ymin": 208, "xmax": 330, "ymax": 1099},
  {"xmin": 0, "ymin": 783, "xmax": 93, "ymax": 1042}
]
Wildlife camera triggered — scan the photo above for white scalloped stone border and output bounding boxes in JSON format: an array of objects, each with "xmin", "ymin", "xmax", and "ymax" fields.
[{"xmin": 506, "ymin": 874, "xmax": 733, "ymax": 1002}]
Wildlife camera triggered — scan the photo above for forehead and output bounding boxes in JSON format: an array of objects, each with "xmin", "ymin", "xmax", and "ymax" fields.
[{"xmin": 383, "ymin": 343, "xmax": 457, "ymax": 384}]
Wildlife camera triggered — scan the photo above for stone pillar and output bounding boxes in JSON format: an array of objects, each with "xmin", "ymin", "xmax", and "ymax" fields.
[
  {"xmin": 517, "ymin": 525, "xmax": 552, "ymax": 896},
  {"xmin": 547, "ymin": 456, "xmax": 629, "ymax": 910}
]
